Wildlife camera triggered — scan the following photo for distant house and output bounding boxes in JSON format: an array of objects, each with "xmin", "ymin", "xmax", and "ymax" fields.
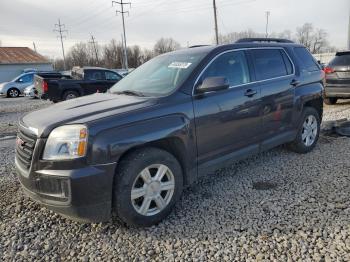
[{"xmin": 0, "ymin": 47, "xmax": 53, "ymax": 82}]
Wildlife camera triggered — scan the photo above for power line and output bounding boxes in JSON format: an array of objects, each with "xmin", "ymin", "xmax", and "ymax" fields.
[
  {"xmin": 54, "ymin": 18, "xmax": 68, "ymax": 70},
  {"xmin": 213, "ymin": 0, "xmax": 219, "ymax": 45},
  {"xmin": 89, "ymin": 35, "xmax": 99, "ymax": 63},
  {"xmin": 112, "ymin": 0, "xmax": 131, "ymax": 70}
]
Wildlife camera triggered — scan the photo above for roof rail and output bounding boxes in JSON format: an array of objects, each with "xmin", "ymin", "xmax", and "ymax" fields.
[
  {"xmin": 189, "ymin": 45, "xmax": 210, "ymax": 48},
  {"xmin": 235, "ymin": 38, "xmax": 294, "ymax": 43}
]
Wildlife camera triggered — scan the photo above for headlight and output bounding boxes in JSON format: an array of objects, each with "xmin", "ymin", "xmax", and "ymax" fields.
[{"xmin": 43, "ymin": 125, "xmax": 88, "ymax": 160}]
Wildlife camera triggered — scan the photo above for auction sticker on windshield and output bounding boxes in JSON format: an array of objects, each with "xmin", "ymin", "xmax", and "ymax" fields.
[{"xmin": 168, "ymin": 62, "xmax": 192, "ymax": 69}]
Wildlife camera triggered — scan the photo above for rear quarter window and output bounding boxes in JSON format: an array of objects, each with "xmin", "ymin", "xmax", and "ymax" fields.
[{"xmin": 294, "ymin": 47, "xmax": 320, "ymax": 72}]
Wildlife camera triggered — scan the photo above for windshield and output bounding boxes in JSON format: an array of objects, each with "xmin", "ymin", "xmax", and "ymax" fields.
[
  {"xmin": 109, "ymin": 51, "xmax": 207, "ymax": 96},
  {"xmin": 11, "ymin": 73, "xmax": 24, "ymax": 82}
]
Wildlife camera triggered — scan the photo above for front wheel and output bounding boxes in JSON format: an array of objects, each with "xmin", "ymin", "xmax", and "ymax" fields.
[
  {"xmin": 114, "ymin": 148, "xmax": 183, "ymax": 227},
  {"xmin": 7, "ymin": 88, "xmax": 20, "ymax": 98},
  {"xmin": 288, "ymin": 107, "xmax": 321, "ymax": 154}
]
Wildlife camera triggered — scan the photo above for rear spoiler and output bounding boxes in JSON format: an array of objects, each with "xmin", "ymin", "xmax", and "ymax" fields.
[{"xmin": 336, "ymin": 51, "xmax": 350, "ymax": 56}]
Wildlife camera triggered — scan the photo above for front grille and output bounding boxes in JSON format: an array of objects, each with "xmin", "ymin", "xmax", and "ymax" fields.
[{"xmin": 16, "ymin": 129, "xmax": 37, "ymax": 170}]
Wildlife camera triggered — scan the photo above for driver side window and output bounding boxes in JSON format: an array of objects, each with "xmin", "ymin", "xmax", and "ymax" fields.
[{"xmin": 201, "ymin": 51, "xmax": 250, "ymax": 87}]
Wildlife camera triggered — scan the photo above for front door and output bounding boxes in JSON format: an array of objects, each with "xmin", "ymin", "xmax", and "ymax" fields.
[{"xmin": 192, "ymin": 50, "xmax": 262, "ymax": 170}]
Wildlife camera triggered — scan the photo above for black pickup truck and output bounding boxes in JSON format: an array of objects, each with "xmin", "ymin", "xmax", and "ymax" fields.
[
  {"xmin": 16, "ymin": 39, "xmax": 324, "ymax": 226},
  {"xmin": 36, "ymin": 67, "xmax": 123, "ymax": 102}
]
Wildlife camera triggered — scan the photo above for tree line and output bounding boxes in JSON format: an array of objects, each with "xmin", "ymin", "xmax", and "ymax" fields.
[
  {"xmin": 52, "ymin": 23, "xmax": 337, "ymax": 71},
  {"xmin": 53, "ymin": 37, "xmax": 180, "ymax": 71}
]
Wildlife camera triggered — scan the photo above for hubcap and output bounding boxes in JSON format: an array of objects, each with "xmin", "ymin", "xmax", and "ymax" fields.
[
  {"xmin": 131, "ymin": 164, "xmax": 175, "ymax": 216},
  {"xmin": 9, "ymin": 89, "xmax": 18, "ymax": 97},
  {"xmin": 302, "ymin": 115, "xmax": 318, "ymax": 147},
  {"xmin": 66, "ymin": 94, "xmax": 76, "ymax": 100}
]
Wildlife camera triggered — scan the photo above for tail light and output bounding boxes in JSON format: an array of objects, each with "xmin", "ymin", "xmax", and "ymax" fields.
[
  {"xmin": 42, "ymin": 81, "xmax": 48, "ymax": 93},
  {"xmin": 324, "ymin": 67, "xmax": 334, "ymax": 74}
]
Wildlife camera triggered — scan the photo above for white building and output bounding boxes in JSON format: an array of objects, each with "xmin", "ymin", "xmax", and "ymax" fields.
[{"xmin": 0, "ymin": 47, "xmax": 53, "ymax": 83}]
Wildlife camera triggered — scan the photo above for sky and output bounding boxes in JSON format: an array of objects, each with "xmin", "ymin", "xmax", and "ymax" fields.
[{"xmin": 0, "ymin": 0, "xmax": 349, "ymax": 59}]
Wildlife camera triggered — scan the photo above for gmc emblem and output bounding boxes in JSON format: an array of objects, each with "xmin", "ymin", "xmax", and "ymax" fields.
[{"xmin": 16, "ymin": 137, "xmax": 25, "ymax": 148}]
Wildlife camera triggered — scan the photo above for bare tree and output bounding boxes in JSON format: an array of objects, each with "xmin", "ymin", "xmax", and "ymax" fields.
[
  {"xmin": 311, "ymin": 28, "xmax": 328, "ymax": 54},
  {"xmin": 218, "ymin": 29, "xmax": 264, "ymax": 44},
  {"xmin": 154, "ymin": 38, "xmax": 181, "ymax": 55},
  {"xmin": 296, "ymin": 23, "xmax": 314, "ymax": 50}
]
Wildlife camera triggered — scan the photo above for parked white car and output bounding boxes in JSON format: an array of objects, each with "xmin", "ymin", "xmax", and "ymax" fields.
[
  {"xmin": 0, "ymin": 72, "xmax": 35, "ymax": 98},
  {"xmin": 23, "ymin": 84, "xmax": 37, "ymax": 98}
]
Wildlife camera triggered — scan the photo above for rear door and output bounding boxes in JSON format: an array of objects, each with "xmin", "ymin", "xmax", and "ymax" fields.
[
  {"xmin": 83, "ymin": 70, "xmax": 107, "ymax": 94},
  {"xmin": 105, "ymin": 71, "xmax": 122, "ymax": 90},
  {"xmin": 249, "ymin": 48, "xmax": 295, "ymax": 142}
]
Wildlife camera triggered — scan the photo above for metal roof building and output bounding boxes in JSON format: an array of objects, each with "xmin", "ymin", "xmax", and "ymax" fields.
[{"xmin": 0, "ymin": 47, "xmax": 53, "ymax": 82}]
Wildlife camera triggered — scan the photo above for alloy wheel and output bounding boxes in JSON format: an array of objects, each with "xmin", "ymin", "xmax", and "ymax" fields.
[
  {"xmin": 131, "ymin": 164, "xmax": 175, "ymax": 216},
  {"xmin": 9, "ymin": 89, "xmax": 19, "ymax": 97},
  {"xmin": 302, "ymin": 115, "xmax": 318, "ymax": 146}
]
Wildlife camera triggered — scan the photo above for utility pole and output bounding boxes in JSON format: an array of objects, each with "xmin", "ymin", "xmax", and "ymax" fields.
[
  {"xmin": 213, "ymin": 0, "xmax": 219, "ymax": 45},
  {"xmin": 54, "ymin": 19, "xmax": 68, "ymax": 70},
  {"xmin": 89, "ymin": 35, "xmax": 99, "ymax": 64},
  {"xmin": 32, "ymin": 42, "xmax": 37, "ymax": 52},
  {"xmin": 347, "ymin": 6, "xmax": 350, "ymax": 50},
  {"xmin": 112, "ymin": 0, "xmax": 131, "ymax": 70},
  {"xmin": 265, "ymin": 11, "xmax": 270, "ymax": 38}
]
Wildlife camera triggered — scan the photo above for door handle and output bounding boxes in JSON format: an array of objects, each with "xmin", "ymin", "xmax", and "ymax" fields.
[
  {"xmin": 244, "ymin": 89, "xmax": 257, "ymax": 97},
  {"xmin": 290, "ymin": 79, "xmax": 300, "ymax": 86}
]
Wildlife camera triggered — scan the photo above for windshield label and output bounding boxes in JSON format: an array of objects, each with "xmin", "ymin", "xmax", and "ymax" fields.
[{"xmin": 168, "ymin": 62, "xmax": 192, "ymax": 69}]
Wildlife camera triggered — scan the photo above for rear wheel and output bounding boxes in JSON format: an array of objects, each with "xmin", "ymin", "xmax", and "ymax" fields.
[
  {"xmin": 63, "ymin": 90, "xmax": 79, "ymax": 101},
  {"xmin": 288, "ymin": 107, "xmax": 320, "ymax": 154},
  {"xmin": 114, "ymin": 147, "xmax": 183, "ymax": 227},
  {"xmin": 7, "ymin": 88, "xmax": 20, "ymax": 98},
  {"xmin": 324, "ymin": 97, "xmax": 338, "ymax": 105}
]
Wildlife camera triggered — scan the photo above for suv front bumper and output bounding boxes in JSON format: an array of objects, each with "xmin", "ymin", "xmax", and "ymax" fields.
[{"xmin": 16, "ymin": 159, "xmax": 117, "ymax": 222}]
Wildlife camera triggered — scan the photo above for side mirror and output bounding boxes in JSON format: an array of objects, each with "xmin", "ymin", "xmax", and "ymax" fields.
[{"xmin": 196, "ymin": 76, "xmax": 229, "ymax": 94}]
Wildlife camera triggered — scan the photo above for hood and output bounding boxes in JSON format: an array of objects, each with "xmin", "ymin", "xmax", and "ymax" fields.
[
  {"xmin": 0, "ymin": 82, "xmax": 9, "ymax": 90},
  {"xmin": 21, "ymin": 93, "xmax": 153, "ymax": 137}
]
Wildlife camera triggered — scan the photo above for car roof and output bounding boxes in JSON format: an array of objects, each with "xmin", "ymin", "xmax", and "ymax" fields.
[{"xmin": 169, "ymin": 41, "xmax": 304, "ymax": 57}]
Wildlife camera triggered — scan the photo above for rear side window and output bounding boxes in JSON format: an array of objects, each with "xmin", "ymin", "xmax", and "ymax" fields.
[
  {"xmin": 251, "ymin": 49, "xmax": 290, "ymax": 81},
  {"xmin": 85, "ymin": 70, "xmax": 105, "ymax": 80},
  {"xmin": 329, "ymin": 54, "xmax": 350, "ymax": 66},
  {"xmin": 105, "ymin": 71, "xmax": 122, "ymax": 81},
  {"xmin": 294, "ymin": 47, "xmax": 320, "ymax": 72}
]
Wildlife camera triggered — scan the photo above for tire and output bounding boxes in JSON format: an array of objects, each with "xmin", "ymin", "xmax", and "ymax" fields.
[
  {"xmin": 7, "ymin": 88, "xmax": 20, "ymax": 98},
  {"xmin": 288, "ymin": 107, "xmax": 321, "ymax": 154},
  {"xmin": 114, "ymin": 147, "xmax": 183, "ymax": 227},
  {"xmin": 62, "ymin": 90, "xmax": 79, "ymax": 101},
  {"xmin": 324, "ymin": 97, "xmax": 338, "ymax": 105}
]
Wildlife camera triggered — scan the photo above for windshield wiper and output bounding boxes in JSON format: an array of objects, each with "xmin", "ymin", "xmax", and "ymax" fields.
[{"xmin": 113, "ymin": 90, "xmax": 146, "ymax": 97}]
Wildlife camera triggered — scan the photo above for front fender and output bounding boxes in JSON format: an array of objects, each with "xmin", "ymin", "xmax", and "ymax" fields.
[{"xmin": 89, "ymin": 114, "xmax": 193, "ymax": 165}]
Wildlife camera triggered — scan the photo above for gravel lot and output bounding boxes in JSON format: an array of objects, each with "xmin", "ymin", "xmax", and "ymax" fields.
[{"xmin": 0, "ymin": 97, "xmax": 349, "ymax": 261}]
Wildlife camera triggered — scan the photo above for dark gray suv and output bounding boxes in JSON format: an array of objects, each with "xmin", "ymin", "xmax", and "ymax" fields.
[
  {"xmin": 324, "ymin": 51, "xmax": 350, "ymax": 104},
  {"xmin": 15, "ymin": 38, "xmax": 324, "ymax": 226}
]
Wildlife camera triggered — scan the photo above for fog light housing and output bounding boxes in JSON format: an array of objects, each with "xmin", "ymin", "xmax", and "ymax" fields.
[{"xmin": 34, "ymin": 175, "xmax": 70, "ymax": 202}]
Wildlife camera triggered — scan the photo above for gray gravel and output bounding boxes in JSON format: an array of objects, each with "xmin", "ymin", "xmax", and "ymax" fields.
[{"xmin": 0, "ymin": 97, "xmax": 349, "ymax": 261}]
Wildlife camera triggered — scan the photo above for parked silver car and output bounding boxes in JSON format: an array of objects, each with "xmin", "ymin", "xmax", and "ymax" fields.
[
  {"xmin": 23, "ymin": 84, "xmax": 37, "ymax": 98},
  {"xmin": 0, "ymin": 72, "xmax": 35, "ymax": 97}
]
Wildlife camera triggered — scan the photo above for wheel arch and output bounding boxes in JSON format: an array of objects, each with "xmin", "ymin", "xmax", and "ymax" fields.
[{"xmin": 114, "ymin": 137, "xmax": 193, "ymax": 186}]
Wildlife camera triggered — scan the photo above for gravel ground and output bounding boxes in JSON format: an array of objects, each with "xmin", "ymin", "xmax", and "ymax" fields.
[{"xmin": 0, "ymin": 97, "xmax": 349, "ymax": 261}]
